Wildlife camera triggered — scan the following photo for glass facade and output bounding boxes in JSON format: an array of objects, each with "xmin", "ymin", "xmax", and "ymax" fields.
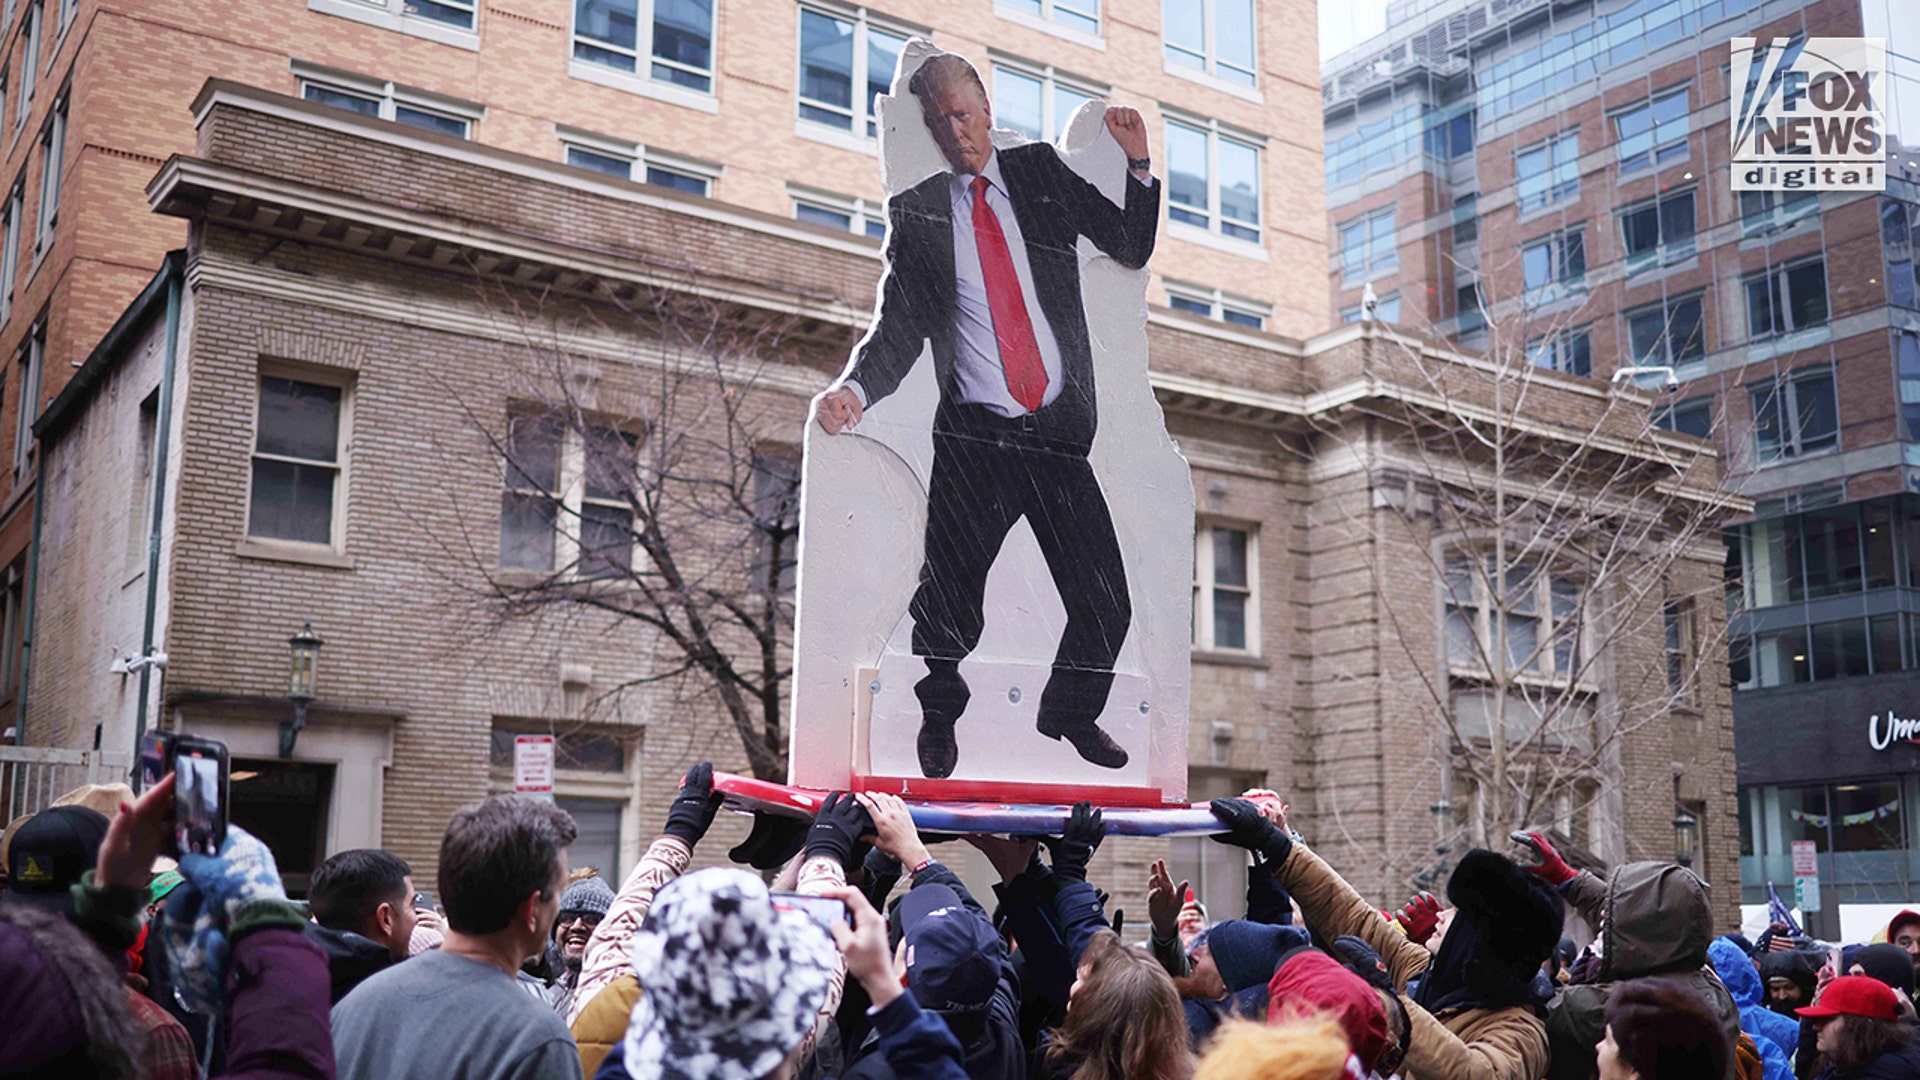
[{"xmin": 1741, "ymin": 778, "xmax": 1920, "ymax": 904}]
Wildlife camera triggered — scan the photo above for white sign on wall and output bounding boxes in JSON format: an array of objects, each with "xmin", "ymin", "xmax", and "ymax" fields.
[
  {"xmin": 514, "ymin": 735, "xmax": 554, "ymax": 801},
  {"xmin": 1792, "ymin": 839, "xmax": 1822, "ymax": 911}
]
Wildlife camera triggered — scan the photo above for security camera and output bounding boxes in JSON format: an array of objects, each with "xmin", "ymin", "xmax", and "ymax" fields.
[{"xmin": 1611, "ymin": 366, "xmax": 1678, "ymax": 392}]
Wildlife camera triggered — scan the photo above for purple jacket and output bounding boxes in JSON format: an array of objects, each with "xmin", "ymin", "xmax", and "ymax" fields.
[{"xmin": 222, "ymin": 927, "xmax": 335, "ymax": 1080}]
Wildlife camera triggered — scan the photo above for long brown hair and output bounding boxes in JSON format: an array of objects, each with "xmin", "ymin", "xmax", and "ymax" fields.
[
  {"xmin": 1045, "ymin": 930, "xmax": 1195, "ymax": 1080},
  {"xmin": 1824, "ymin": 1014, "xmax": 1915, "ymax": 1074}
]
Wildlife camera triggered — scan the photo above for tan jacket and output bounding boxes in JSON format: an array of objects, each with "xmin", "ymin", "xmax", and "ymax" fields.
[{"xmin": 1273, "ymin": 842, "xmax": 1550, "ymax": 1080}]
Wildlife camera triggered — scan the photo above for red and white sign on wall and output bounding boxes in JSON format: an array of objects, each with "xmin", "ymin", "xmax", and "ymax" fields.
[
  {"xmin": 514, "ymin": 735, "xmax": 555, "ymax": 801},
  {"xmin": 1791, "ymin": 840, "xmax": 1819, "ymax": 876}
]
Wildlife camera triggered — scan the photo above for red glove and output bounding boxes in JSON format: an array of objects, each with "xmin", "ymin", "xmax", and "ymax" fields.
[
  {"xmin": 1522, "ymin": 830, "xmax": 1577, "ymax": 885},
  {"xmin": 1396, "ymin": 891, "xmax": 1442, "ymax": 945}
]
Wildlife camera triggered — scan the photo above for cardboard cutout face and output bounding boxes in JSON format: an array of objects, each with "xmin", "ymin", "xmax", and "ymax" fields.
[{"xmin": 790, "ymin": 43, "xmax": 1193, "ymax": 801}]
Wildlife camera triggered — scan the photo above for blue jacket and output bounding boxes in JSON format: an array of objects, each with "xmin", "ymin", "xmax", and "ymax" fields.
[
  {"xmin": 1709, "ymin": 938, "xmax": 1798, "ymax": 1080},
  {"xmin": 593, "ymin": 993, "xmax": 967, "ymax": 1080}
]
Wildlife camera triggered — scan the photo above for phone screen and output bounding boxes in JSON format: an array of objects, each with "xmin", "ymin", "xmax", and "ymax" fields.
[
  {"xmin": 171, "ymin": 741, "xmax": 228, "ymax": 857},
  {"xmin": 771, "ymin": 892, "xmax": 848, "ymax": 929}
]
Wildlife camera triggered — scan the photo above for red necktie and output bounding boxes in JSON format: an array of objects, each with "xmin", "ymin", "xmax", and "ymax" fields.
[{"xmin": 970, "ymin": 175, "xmax": 1048, "ymax": 412}]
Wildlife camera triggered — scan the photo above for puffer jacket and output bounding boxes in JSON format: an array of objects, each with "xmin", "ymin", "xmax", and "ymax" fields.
[
  {"xmin": 1712, "ymin": 937, "xmax": 1802, "ymax": 1061},
  {"xmin": 1546, "ymin": 862, "xmax": 1743, "ymax": 1080},
  {"xmin": 1272, "ymin": 842, "xmax": 1549, "ymax": 1080}
]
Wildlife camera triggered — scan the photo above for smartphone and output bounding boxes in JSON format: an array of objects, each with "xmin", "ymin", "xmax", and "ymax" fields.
[
  {"xmin": 1508, "ymin": 830, "xmax": 1545, "ymax": 868},
  {"xmin": 138, "ymin": 731, "xmax": 172, "ymax": 794},
  {"xmin": 772, "ymin": 892, "xmax": 848, "ymax": 929},
  {"xmin": 412, "ymin": 891, "xmax": 436, "ymax": 912},
  {"xmin": 169, "ymin": 735, "xmax": 230, "ymax": 857}
]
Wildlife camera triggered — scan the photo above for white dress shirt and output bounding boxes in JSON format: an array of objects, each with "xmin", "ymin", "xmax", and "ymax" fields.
[{"xmin": 942, "ymin": 151, "xmax": 1066, "ymax": 418}]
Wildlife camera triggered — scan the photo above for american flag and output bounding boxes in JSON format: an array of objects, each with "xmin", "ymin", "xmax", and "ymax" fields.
[{"xmin": 1768, "ymin": 883, "xmax": 1804, "ymax": 937}]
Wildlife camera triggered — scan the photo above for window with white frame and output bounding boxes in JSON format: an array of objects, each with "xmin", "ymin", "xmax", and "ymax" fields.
[
  {"xmin": 0, "ymin": 185, "xmax": 19, "ymax": 325},
  {"xmin": 796, "ymin": 4, "xmax": 906, "ymax": 140},
  {"xmin": 1664, "ymin": 598, "xmax": 1695, "ymax": 700},
  {"xmin": 1619, "ymin": 188, "xmax": 1695, "ymax": 271},
  {"xmin": 11, "ymin": 317, "xmax": 37, "ymax": 479},
  {"xmin": 1167, "ymin": 117, "xmax": 1261, "ymax": 244},
  {"xmin": 1527, "ymin": 328, "xmax": 1591, "ymax": 377},
  {"xmin": 1515, "ymin": 130, "xmax": 1579, "ymax": 212},
  {"xmin": 14, "ymin": 2, "xmax": 37, "ymax": 129},
  {"xmin": 489, "ymin": 723, "xmax": 636, "ymax": 880},
  {"xmin": 1750, "ymin": 367, "xmax": 1837, "ymax": 463},
  {"xmin": 790, "ymin": 186, "xmax": 886, "ymax": 239},
  {"xmin": 1163, "ymin": 0, "xmax": 1254, "ymax": 86},
  {"xmin": 1744, "ymin": 258, "xmax": 1828, "ymax": 340},
  {"xmin": 1521, "ymin": 227, "xmax": 1584, "ymax": 298},
  {"xmin": 334, "ymin": 0, "xmax": 473, "ymax": 31},
  {"xmin": 1165, "ymin": 282, "xmax": 1269, "ymax": 329},
  {"xmin": 1613, "ymin": 84, "xmax": 1689, "ymax": 173},
  {"xmin": 1336, "ymin": 208, "xmax": 1396, "ymax": 283},
  {"xmin": 499, "ymin": 413, "xmax": 641, "ymax": 578},
  {"xmin": 1444, "ymin": 556, "xmax": 1581, "ymax": 680},
  {"xmin": 1625, "ymin": 293, "xmax": 1704, "ymax": 367},
  {"xmin": 1193, "ymin": 522, "xmax": 1257, "ymax": 653},
  {"xmin": 3, "ymin": 0, "xmax": 14, "ymax": 35},
  {"xmin": 249, "ymin": 373, "xmax": 348, "ymax": 547},
  {"xmin": 998, "ymin": 0, "xmax": 1097, "ymax": 37},
  {"xmin": 298, "ymin": 67, "xmax": 481, "ymax": 140},
  {"xmin": 33, "ymin": 89, "xmax": 62, "ymax": 252},
  {"xmin": 573, "ymin": 0, "xmax": 714, "ymax": 92},
  {"xmin": 1739, "ymin": 189, "xmax": 1818, "ymax": 236},
  {"xmin": 991, "ymin": 59, "xmax": 1102, "ymax": 144},
  {"xmin": 560, "ymin": 131, "xmax": 717, "ymax": 196},
  {"xmin": 53, "ymin": 0, "xmax": 71, "ymax": 35}
]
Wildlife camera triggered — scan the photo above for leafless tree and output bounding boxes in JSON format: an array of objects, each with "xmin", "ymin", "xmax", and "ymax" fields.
[
  {"xmin": 1308, "ymin": 267, "xmax": 1745, "ymax": 893},
  {"xmin": 435, "ymin": 268, "xmax": 845, "ymax": 781}
]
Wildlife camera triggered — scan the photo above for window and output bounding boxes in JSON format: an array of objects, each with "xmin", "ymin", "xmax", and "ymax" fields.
[
  {"xmin": 1163, "ymin": 0, "xmax": 1254, "ymax": 86},
  {"xmin": 0, "ymin": 68, "xmax": 9, "ymax": 140},
  {"xmin": 1337, "ymin": 208, "xmax": 1395, "ymax": 282},
  {"xmin": 0, "ymin": 557, "xmax": 21, "ymax": 696},
  {"xmin": 1743, "ymin": 189, "xmax": 1819, "ymax": 236},
  {"xmin": 1619, "ymin": 189, "xmax": 1695, "ymax": 270},
  {"xmin": 1664, "ymin": 599, "xmax": 1694, "ymax": 698},
  {"xmin": 1881, "ymin": 199, "xmax": 1919, "ymax": 309},
  {"xmin": 561, "ymin": 135, "xmax": 717, "ymax": 196},
  {"xmin": 1527, "ymin": 328, "xmax": 1591, "ymax": 376},
  {"xmin": 1750, "ymin": 368, "xmax": 1838, "ymax": 463},
  {"xmin": 1655, "ymin": 396, "xmax": 1712, "ymax": 438},
  {"xmin": 1167, "ymin": 118, "xmax": 1261, "ymax": 244},
  {"xmin": 126, "ymin": 390, "xmax": 157, "ymax": 567},
  {"xmin": 0, "ymin": 185, "xmax": 19, "ymax": 325},
  {"xmin": 1456, "ymin": 281, "xmax": 1484, "ymax": 331},
  {"xmin": 1424, "ymin": 108, "xmax": 1476, "ymax": 160},
  {"xmin": 1193, "ymin": 522, "xmax": 1257, "ymax": 653},
  {"xmin": 790, "ymin": 186, "xmax": 885, "ymax": 239},
  {"xmin": 556, "ymin": 796, "xmax": 625, "ymax": 878},
  {"xmin": 991, "ymin": 61, "xmax": 1101, "ymax": 144},
  {"xmin": 52, "ymin": 0, "xmax": 70, "ymax": 35},
  {"xmin": 10, "ymin": 318, "xmax": 38, "ymax": 479},
  {"xmin": 1522, "ymin": 228, "xmax": 1585, "ymax": 298},
  {"xmin": 498, "ymin": 413, "xmax": 640, "ymax": 578},
  {"xmin": 1165, "ymin": 282, "xmax": 1269, "ymax": 329},
  {"xmin": 1444, "ymin": 557, "xmax": 1581, "ymax": 679},
  {"xmin": 1624, "ymin": 294, "xmax": 1704, "ymax": 367},
  {"xmin": 33, "ymin": 90, "xmax": 62, "ymax": 251},
  {"xmin": 573, "ymin": 0, "xmax": 714, "ymax": 92},
  {"xmin": 1745, "ymin": 258, "xmax": 1828, "ymax": 340},
  {"xmin": 299, "ymin": 73, "xmax": 479, "ymax": 139},
  {"xmin": 751, "ymin": 449, "xmax": 800, "ymax": 596},
  {"xmin": 1899, "ymin": 333, "xmax": 1920, "ymax": 440},
  {"xmin": 1515, "ymin": 131, "xmax": 1579, "ymax": 212},
  {"xmin": 14, "ymin": 3, "xmax": 37, "ymax": 128},
  {"xmin": 249, "ymin": 374, "xmax": 346, "ymax": 547},
  {"xmin": 1452, "ymin": 194, "xmax": 1478, "ymax": 244},
  {"xmin": 1613, "ymin": 85, "xmax": 1689, "ymax": 173},
  {"xmin": 796, "ymin": 6, "xmax": 905, "ymax": 139},
  {"xmin": 999, "ymin": 0, "xmax": 1097, "ymax": 36}
]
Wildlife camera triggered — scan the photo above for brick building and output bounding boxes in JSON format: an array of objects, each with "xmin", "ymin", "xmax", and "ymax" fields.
[
  {"xmin": 23, "ymin": 79, "xmax": 1740, "ymax": 922},
  {"xmin": 1321, "ymin": 0, "xmax": 1920, "ymax": 931},
  {"xmin": 0, "ymin": 0, "xmax": 1328, "ymax": 746}
]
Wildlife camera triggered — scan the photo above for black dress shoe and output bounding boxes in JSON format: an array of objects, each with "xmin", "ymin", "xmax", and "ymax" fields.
[
  {"xmin": 1036, "ymin": 717, "xmax": 1128, "ymax": 769},
  {"xmin": 918, "ymin": 722, "xmax": 958, "ymax": 779}
]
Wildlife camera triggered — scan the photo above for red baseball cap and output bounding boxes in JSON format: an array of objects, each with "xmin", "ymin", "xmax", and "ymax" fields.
[
  {"xmin": 1798, "ymin": 975, "xmax": 1900, "ymax": 1021},
  {"xmin": 1267, "ymin": 950, "xmax": 1390, "ymax": 1070}
]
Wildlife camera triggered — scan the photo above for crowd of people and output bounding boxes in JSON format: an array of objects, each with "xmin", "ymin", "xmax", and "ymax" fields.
[{"xmin": 5, "ymin": 763, "xmax": 1920, "ymax": 1080}]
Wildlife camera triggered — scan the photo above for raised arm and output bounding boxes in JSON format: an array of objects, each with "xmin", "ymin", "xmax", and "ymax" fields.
[{"xmin": 1043, "ymin": 109, "xmax": 1159, "ymax": 270}]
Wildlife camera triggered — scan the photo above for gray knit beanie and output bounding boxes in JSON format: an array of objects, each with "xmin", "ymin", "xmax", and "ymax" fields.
[{"xmin": 558, "ymin": 874, "xmax": 615, "ymax": 920}]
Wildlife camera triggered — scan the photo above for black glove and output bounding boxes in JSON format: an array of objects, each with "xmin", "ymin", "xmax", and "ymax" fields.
[
  {"xmin": 662, "ymin": 763, "xmax": 725, "ymax": 847},
  {"xmin": 805, "ymin": 792, "xmax": 874, "ymax": 871},
  {"xmin": 1209, "ymin": 798, "xmax": 1292, "ymax": 864},
  {"xmin": 1048, "ymin": 802, "xmax": 1104, "ymax": 885},
  {"xmin": 1331, "ymin": 935, "xmax": 1394, "ymax": 994},
  {"xmin": 728, "ymin": 811, "xmax": 809, "ymax": 870}
]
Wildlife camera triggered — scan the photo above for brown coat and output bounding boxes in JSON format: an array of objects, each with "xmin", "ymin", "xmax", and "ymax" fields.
[
  {"xmin": 572, "ymin": 972, "xmax": 640, "ymax": 1077},
  {"xmin": 1273, "ymin": 843, "xmax": 1550, "ymax": 1080}
]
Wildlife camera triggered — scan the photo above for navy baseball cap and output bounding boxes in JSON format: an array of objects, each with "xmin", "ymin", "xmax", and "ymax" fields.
[
  {"xmin": 900, "ymin": 883, "xmax": 1001, "ymax": 1013},
  {"xmin": 3, "ymin": 806, "xmax": 108, "ymax": 914}
]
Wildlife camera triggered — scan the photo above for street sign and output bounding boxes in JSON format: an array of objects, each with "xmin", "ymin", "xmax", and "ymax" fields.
[
  {"xmin": 514, "ymin": 735, "xmax": 554, "ymax": 801},
  {"xmin": 1792, "ymin": 840, "xmax": 1822, "ymax": 912}
]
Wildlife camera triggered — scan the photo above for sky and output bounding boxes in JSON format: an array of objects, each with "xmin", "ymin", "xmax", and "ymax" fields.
[{"xmin": 1319, "ymin": 0, "xmax": 1392, "ymax": 65}]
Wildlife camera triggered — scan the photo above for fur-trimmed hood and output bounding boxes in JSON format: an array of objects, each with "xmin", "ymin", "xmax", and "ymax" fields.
[{"xmin": 0, "ymin": 904, "xmax": 141, "ymax": 1079}]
